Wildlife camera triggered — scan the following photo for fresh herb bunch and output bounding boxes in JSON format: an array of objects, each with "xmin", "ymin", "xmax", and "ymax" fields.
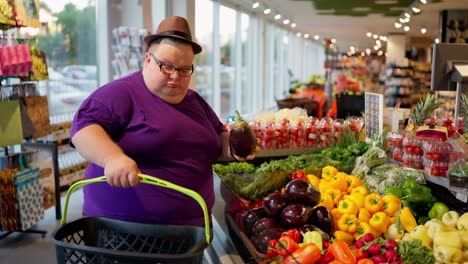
[{"xmin": 397, "ymin": 240, "xmax": 434, "ymax": 264}]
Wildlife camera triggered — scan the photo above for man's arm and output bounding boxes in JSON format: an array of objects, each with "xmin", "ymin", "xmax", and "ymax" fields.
[{"xmin": 72, "ymin": 124, "xmax": 139, "ymax": 187}]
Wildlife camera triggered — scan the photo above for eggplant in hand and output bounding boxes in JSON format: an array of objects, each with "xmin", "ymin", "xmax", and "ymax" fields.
[{"xmin": 229, "ymin": 110, "xmax": 257, "ymax": 158}]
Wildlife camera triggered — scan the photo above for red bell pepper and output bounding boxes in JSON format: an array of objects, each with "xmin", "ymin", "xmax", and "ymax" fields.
[
  {"xmin": 282, "ymin": 243, "xmax": 322, "ymax": 264},
  {"xmin": 318, "ymin": 251, "xmax": 335, "ymax": 264},
  {"xmin": 282, "ymin": 229, "xmax": 301, "ymax": 243},
  {"xmin": 267, "ymin": 240, "xmax": 278, "ymax": 259},
  {"xmin": 276, "ymin": 236, "xmax": 299, "ymax": 257},
  {"xmin": 291, "ymin": 170, "xmax": 307, "ymax": 180},
  {"xmin": 323, "ymin": 241, "xmax": 331, "ymax": 249},
  {"xmin": 329, "ymin": 240, "xmax": 357, "ymax": 264},
  {"xmin": 248, "ymin": 198, "xmax": 264, "ymax": 209}
]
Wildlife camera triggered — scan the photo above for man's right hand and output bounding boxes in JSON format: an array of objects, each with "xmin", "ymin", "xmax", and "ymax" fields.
[{"xmin": 103, "ymin": 153, "xmax": 140, "ymax": 187}]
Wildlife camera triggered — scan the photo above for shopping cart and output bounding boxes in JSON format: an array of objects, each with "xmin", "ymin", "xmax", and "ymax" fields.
[{"xmin": 50, "ymin": 174, "xmax": 211, "ymax": 264}]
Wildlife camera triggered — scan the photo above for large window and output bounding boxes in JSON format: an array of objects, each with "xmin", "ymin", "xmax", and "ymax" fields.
[
  {"xmin": 219, "ymin": 5, "xmax": 236, "ymax": 117},
  {"xmin": 35, "ymin": 1, "xmax": 97, "ymax": 123},
  {"xmin": 194, "ymin": 0, "xmax": 214, "ymax": 106}
]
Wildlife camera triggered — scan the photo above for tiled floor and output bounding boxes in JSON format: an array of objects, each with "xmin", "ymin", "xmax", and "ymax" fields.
[{"xmin": 0, "ymin": 190, "xmax": 84, "ymax": 264}]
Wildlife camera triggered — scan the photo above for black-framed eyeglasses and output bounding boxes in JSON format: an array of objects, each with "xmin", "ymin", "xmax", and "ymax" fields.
[{"xmin": 149, "ymin": 53, "xmax": 194, "ymax": 77}]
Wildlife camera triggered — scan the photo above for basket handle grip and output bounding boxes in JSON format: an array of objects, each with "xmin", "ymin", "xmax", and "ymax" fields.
[{"xmin": 61, "ymin": 173, "xmax": 211, "ymax": 245}]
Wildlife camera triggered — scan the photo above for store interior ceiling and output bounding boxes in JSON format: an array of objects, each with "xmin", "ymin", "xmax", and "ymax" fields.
[{"xmin": 234, "ymin": 0, "xmax": 468, "ymax": 52}]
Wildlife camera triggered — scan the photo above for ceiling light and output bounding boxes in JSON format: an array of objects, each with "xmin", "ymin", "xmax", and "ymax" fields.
[
  {"xmin": 291, "ymin": 23, "xmax": 296, "ymax": 28},
  {"xmin": 404, "ymin": 13, "xmax": 411, "ymax": 18},
  {"xmin": 367, "ymin": 32, "xmax": 372, "ymax": 37},
  {"xmin": 296, "ymin": 32, "xmax": 302, "ymax": 37},
  {"xmin": 421, "ymin": 28, "xmax": 427, "ymax": 34},
  {"xmin": 377, "ymin": 50, "xmax": 384, "ymax": 56},
  {"xmin": 420, "ymin": 0, "xmax": 427, "ymax": 4},
  {"xmin": 313, "ymin": 35, "xmax": 319, "ymax": 40},
  {"xmin": 376, "ymin": 40, "xmax": 382, "ymax": 46},
  {"xmin": 373, "ymin": 34, "xmax": 378, "ymax": 39},
  {"xmin": 350, "ymin": 46, "xmax": 355, "ymax": 51},
  {"xmin": 374, "ymin": 45, "xmax": 379, "ymax": 50},
  {"xmin": 395, "ymin": 22, "xmax": 402, "ymax": 28},
  {"xmin": 412, "ymin": 7, "xmax": 421, "ymax": 13},
  {"xmin": 404, "ymin": 26, "xmax": 410, "ymax": 31},
  {"xmin": 366, "ymin": 48, "xmax": 371, "ymax": 55},
  {"xmin": 252, "ymin": 2, "xmax": 259, "ymax": 8},
  {"xmin": 264, "ymin": 8, "xmax": 271, "ymax": 15},
  {"xmin": 283, "ymin": 19, "xmax": 290, "ymax": 25},
  {"xmin": 381, "ymin": 36, "xmax": 387, "ymax": 41},
  {"xmin": 435, "ymin": 38, "xmax": 440, "ymax": 43},
  {"xmin": 304, "ymin": 33, "xmax": 309, "ymax": 38},
  {"xmin": 331, "ymin": 38, "xmax": 336, "ymax": 43},
  {"xmin": 274, "ymin": 14, "xmax": 281, "ymax": 20},
  {"xmin": 399, "ymin": 18, "xmax": 406, "ymax": 23},
  {"xmin": 361, "ymin": 52, "xmax": 365, "ymax": 57}
]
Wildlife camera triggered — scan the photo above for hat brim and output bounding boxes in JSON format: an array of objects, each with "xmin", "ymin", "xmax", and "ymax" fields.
[{"xmin": 144, "ymin": 34, "xmax": 202, "ymax": 54}]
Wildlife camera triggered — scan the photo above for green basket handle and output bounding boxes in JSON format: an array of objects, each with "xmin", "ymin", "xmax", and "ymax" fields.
[{"xmin": 61, "ymin": 173, "xmax": 211, "ymax": 245}]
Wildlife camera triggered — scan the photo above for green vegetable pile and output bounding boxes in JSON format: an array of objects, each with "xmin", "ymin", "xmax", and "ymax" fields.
[
  {"xmin": 213, "ymin": 141, "xmax": 370, "ymax": 201},
  {"xmin": 397, "ymin": 240, "xmax": 435, "ymax": 264}
]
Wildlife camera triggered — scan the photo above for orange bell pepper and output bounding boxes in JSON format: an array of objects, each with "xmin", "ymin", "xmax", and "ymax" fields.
[
  {"xmin": 329, "ymin": 240, "xmax": 357, "ymax": 264},
  {"xmin": 357, "ymin": 259, "xmax": 373, "ymax": 264},
  {"xmin": 282, "ymin": 243, "xmax": 321, "ymax": 264},
  {"xmin": 364, "ymin": 193, "xmax": 384, "ymax": 214}
]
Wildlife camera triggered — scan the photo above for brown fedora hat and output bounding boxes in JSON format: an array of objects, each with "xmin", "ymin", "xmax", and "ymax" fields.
[{"xmin": 144, "ymin": 16, "xmax": 202, "ymax": 54}]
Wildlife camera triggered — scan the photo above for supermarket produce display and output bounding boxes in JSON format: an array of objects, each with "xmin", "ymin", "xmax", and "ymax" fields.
[{"xmin": 214, "ymin": 102, "xmax": 468, "ymax": 263}]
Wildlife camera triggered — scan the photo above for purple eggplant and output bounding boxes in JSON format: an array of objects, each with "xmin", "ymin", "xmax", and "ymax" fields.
[
  {"xmin": 229, "ymin": 110, "xmax": 257, "ymax": 158},
  {"xmin": 281, "ymin": 204, "xmax": 313, "ymax": 227},
  {"xmin": 284, "ymin": 179, "xmax": 321, "ymax": 207},
  {"xmin": 308, "ymin": 206, "xmax": 334, "ymax": 235},
  {"xmin": 263, "ymin": 193, "xmax": 288, "ymax": 218},
  {"xmin": 252, "ymin": 228, "xmax": 285, "ymax": 254},
  {"xmin": 251, "ymin": 217, "xmax": 282, "ymax": 238},
  {"xmin": 241, "ymin": 207, "xmax": 269, "ymax": 237}
]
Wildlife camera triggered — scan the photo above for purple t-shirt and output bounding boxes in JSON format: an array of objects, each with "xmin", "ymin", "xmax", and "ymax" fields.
[{"xmin": 70, "ymin": 71, "xmax": 224, "ymax": 226}]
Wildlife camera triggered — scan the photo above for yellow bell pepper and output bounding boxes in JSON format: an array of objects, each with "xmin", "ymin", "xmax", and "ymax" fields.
[
  {"xmin": 324, "ymin": 189, "xmax": 342, "ymax": 205},
  {"xmin": 408, "ymin": 225, "xmax": 432, "ymax": 248},
  {"xmin": 306, "ymin": 174, "xmax": 321, "ymax": 188},
  {"xmin": 319, "ymin": 181, "xmax": 333, "ymax": 194},
  {"xmin": 318, "ymin": 197, "xmax": 335, "ymax": 211},
  {"xmin": 322, "ymin": 166, "xmax": 338, "ymax": 181},
  {"xmin": 399, "ymin": 207, "xmax": 417, "ymax": 232},
  {"xmin": 346, "ymin": 175, "xmax": 363, "ymax": 193},
  {"xmin": 333, "ymin": 230, "xmax": 355, "ymax": 245},
  {"xmin": 330, "ymin": 173, "xmax": 348, "ymax": 192},
  {"xmin": 434, "ymin": 246, "xmax": 463, "ymax": 264},
  {"xmin": 345, "ymin": 193, "xmax": 365, "ymax": 208},
  {"xmin": 337, "ymin": 199, "xmax": 359, "ymax": 216},
  {"xmin": 382, "ymin": 194, "xmax": 401, "ymax": 217},
  {"xmin": 355, "ymin": 222, "xmax": 377, "ymax": 240},
  {"xmin": 337, "ymin": 214, "xmax": 359, "ymax": 233},
  {"xmin": 433, "ymin": 231, "xmax": 462, "ymax": 250},
  {"xmin": 351, "ymin": 186, "xmax": 368, "ymax": 197},
  {"xmin": 369, "ymin": 212, "xmax": 390, "ymax": 234},
  {"xmin": 357, "ymin": 208, "xmax": 371, "ymax": 223},
  {"xmin": 364, "ymin": 193, "xmax": 384, "ymax": 214}
]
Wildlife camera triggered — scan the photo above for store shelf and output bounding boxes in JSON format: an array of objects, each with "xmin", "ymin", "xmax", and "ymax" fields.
[
  {"xmin": 425, "ymin": 174, "xmax": 468, "ymax": 203},
  {"xmin": 256, "ymin": 147, "xmax": 320, "ymax": 158}
]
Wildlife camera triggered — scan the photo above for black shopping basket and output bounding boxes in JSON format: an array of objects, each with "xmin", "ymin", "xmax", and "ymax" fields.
[{"xmin": 50, "ymin": 174, "xmax": 211, "ymax": 264}]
